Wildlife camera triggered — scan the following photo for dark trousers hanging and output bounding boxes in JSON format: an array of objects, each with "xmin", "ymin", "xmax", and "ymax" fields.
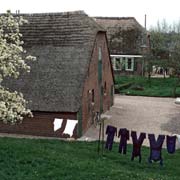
[
  {"xmin": 119, "ymin": 139, "xmax": 127, "ymax": 154},
  {"xmin": 131, "ymin": 131, "xmax": 146, "ymax": 163},
  {"xmin": 166, "ymin": 135, "xmax": 176, "ymax": 154},
  {"xmin": 148, "ymin": 134, "xmax": 165, "ymax": 166},
  {"xmin": 118, "ymin": 128, "xmax": 129, "ymax": 154},
  {"xmin": 105, "ymin": 125, "xmax": 117, "ymax": 151}
]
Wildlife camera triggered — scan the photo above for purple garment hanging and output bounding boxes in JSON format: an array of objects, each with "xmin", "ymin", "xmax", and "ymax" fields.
[
  {"xmin": 131, "ymin": 131, "xmax": 146, "ymax": 163},
  {"xmin": 166, "ymin": 135, "xmax": 176, "ymax": 154},
  {"xmin": 105, "ymin": 125, "xmax": 117, "ymax": 150},
  {"xmin": 118, "ymin": 128, "xmax": 129, "ymax": 154},
  {"xmin": 148, "ymin": 134, "xmax": 165, "ymax": 166}
]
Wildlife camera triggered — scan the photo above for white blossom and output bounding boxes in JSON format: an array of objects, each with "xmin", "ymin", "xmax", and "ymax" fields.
[{"xmin": 0, "ymin": 11, "xmax": 36, "ymax": 124}]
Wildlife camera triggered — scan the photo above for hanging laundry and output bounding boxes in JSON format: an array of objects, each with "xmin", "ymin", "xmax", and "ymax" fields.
[
  {"xmin": 177, "ymin": 134, "xmax": 180, "ymax": 144},
  {"xmin": 172, "ymin": 134, "xmax": 180, "ymax": 144},
  {"xmin": 63, "ymin": 119, "xmax": 78, "ymax": 137},
  {"xmin": 148, "ymin": 134, "xmax": 165, "ymax": 166},
  {"xmin": 105, "ymin": 125, "xmax": 117, "ymax": 150},
  {"xmin": 131, "ymin": 131, "xmax": 146, "ymax": 163},
  {"xmin": 166, "ymin": 135, "xmax": 176, "ymax": 154},
  {"xmin": 176, "ymin": 135, "xmax": 180, "ymax": 150},
  {"xmin": 53, "ymin": 118, "xmax": 63, "ymax": 131},
  {"xmin": 118, "ymin": 128, "xmax": 129, "ymax": 154}
]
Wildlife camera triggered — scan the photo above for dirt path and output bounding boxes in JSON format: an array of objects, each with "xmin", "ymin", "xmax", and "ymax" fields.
[{"xmin": 81, "ymin": 95, "xmax": 180, "ymax": 146}]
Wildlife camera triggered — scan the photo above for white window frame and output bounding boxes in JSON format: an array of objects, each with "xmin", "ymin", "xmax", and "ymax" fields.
[
  {"xmin": 111, "ymin": 57, "xmax": 123, "ymax": 71},
  {"xmin": 125, "ymin": 57, "xmax": 134, "ymax": 71},
  {"xmin": 111, "ymin": 57, "xmax": 116, "ymax": 70},
  {"xmin": 115, "ymin": 57, "xmax": 123, "ymax": 70},
  {"xmin": 111, "ymin": 55, "xmax": 142, "ymax": 71}
]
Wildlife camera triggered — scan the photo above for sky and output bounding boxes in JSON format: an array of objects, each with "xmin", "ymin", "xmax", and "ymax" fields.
[{"xmin": 1, "ymin": 0, "xmax": 180, "ymax": 29}]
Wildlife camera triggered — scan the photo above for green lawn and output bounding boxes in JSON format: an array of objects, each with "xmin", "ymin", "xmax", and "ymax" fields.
[
  {"xmin": 115, "ymin": 76, "xmax": 180, "ymax": 97},
  {"xmin": 0, "ymin": 137, "xmax": 179, "ymax": 180}
]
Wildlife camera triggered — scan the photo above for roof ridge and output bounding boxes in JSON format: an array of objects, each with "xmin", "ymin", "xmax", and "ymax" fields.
[
  {"xmin": 94, "ymin": 16, "xmax": 145, "ymax": 30},
  {"xmin": 94, "ymin": 17, "xmax": 135, "ymax": 20},
  {"xmin": 13, "ymin": 10, "xmax": 86, "ymax": 16}
]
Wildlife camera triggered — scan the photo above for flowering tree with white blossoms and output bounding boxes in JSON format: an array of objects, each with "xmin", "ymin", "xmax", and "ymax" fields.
[{"xmin": 0, "ymin": 11, "xmax": 36, "ymax": 124}]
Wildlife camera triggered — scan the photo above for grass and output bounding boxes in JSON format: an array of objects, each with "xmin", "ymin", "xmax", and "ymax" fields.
[
  {"xmin": 0, "ymin": 137, "xmax": 179, "ymax": 180},
  {"xmin": 115, "ymin": 76, "xmax": 180, "ymax": 97}
]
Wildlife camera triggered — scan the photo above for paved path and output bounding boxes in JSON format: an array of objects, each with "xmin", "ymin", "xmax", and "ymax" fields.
[{"xmin": 81, "ymin": 95, "xmax": 180, "ymax": 146}]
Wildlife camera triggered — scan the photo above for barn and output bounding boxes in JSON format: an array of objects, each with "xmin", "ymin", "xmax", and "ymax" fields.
[{"xmin": 0, "ymin": 11, "xmax": 114, "ymax": 138}]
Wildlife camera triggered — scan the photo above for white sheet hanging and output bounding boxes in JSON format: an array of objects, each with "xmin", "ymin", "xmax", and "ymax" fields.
[
  {"xmin": 176, "ymin": 135, "xmax": 180, "ymax": 143},
  {"xmin": 172, "ymin": 134, "xmax": 180, "ymax": 144},
  {"xmin": 63, "ymin": 119, "xmax": 78, "ymax": 137},
  {"xmin": 53, "ymin": 118, "xmax": 63, "ymax": 131}
]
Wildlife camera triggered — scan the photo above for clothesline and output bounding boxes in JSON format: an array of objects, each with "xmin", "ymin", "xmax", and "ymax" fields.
[
  {"xmin": 104, "ymin": 125, "xmax": 178, "ymax": 166},
  {"xmin": 104, "ymin": 125, "xmax": 180, "ymax": 144}
]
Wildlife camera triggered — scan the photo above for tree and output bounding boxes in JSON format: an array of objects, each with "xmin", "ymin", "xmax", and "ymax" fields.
[
  {"xmin": 150, "ymin": 26, "xmax": 170, "ymax": 79},
  {"xmin": 141, "ymin": 34, "xmax": 155, "ymax": 86},
  {"xmin": 0, "ymin": 11, "xmax": 36, "ymax": 124},
  {"xmin": 150, "ymin": 20, "xmax": 180, "ymax": 96},
  {"xmin": 169, "ymin": 42, "xmax": 180, "ymax": 96}
]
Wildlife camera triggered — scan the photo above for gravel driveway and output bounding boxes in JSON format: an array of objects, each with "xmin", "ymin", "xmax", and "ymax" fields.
[{"xmin": 82, "ymin": 95, "xmax": 180, "ymax": 146}]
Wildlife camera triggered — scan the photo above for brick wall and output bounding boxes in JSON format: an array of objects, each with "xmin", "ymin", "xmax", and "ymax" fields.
[
  {"xmin": 0, "ymin": 111, "xmax": 78, "ymax": 138},
  {"xmin": 81, "ymin": 32, "xmax": 114, "ymax": 133}
]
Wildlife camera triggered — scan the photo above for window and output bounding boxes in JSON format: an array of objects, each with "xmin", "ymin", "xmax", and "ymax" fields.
[
  {"xmin": 87, "ymin": 89, "xmax": 95, "ymax": 103},
  {"xmin": 125, "ymin": 57, "xmax": 134, "ymax": 71},
  {"xmin": 92, "ymin": 89, "xmax": 95, "ymax": 103},
  {"xmin": 104, "ymin": 81, "xmax": 107, "ymax": 96},
  {"xmin": 127, "ymin": 58, "xmax": 132, "ymax": 69},
  {"xmin": 113, "ymin": 57, "xmax": 125, "ymax": 71},
  {"xmin": 88, "ymin": 89, "xmax": 95, "ymax": 114},
  {"xmin": 111, "ymin": 56, "xmax": 135, "ymax": 71},
  {"xmin": 115, "ymin": 58, "xmax": 121, "ymax": 70}
]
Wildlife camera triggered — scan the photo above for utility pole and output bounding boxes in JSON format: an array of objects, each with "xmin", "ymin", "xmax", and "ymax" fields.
[{"xmin": 141, "ymin": 14, "xmax": 148, "ymax": 77}]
